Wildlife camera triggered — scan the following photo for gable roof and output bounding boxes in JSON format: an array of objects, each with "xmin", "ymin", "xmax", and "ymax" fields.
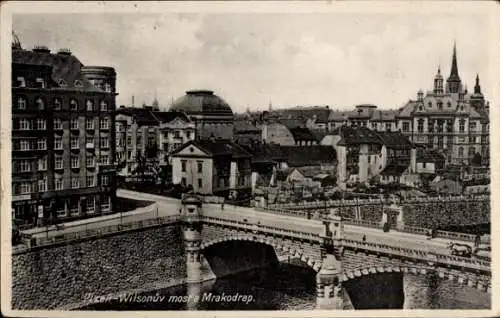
[
  {"xmin": 289, "ymin": 127, "xmax": 316, "ymax": 142},
  {"xmin": 171, "ymin": 139, "xmax": 251, "ymax": 158},
  {"xmin": 332, "ymin": 126, "xmax": 383, "ymax": 145},
  {"xmin": 152, "ymin": 111, "xmax": 190, "ymax": 123},
  {"xmin": 377, "ymin": 131, "xmax": 413, "ymax": 150}
]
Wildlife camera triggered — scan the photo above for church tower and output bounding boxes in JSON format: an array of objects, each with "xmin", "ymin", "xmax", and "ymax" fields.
[
  {"xmin": 446, "ymin": 42, "xmax": 462, "ymax": 94},
  {"xmin": 433, "ymin": 67, "xmax": 444, "ymax": 95},
  {"xmin": 470, "ymin": 74, "xmax": 485, "ymax": 111}
]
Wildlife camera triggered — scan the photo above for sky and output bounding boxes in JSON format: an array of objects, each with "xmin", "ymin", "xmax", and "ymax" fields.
[{"xmin": 12, "ymin": 6, "xmax": 497, "ymax": 113}]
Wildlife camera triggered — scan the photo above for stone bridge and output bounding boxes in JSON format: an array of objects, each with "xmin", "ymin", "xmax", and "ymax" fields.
[{"xmin": 179, "ymin": 194, "xmax": 491, "ymax": 309}]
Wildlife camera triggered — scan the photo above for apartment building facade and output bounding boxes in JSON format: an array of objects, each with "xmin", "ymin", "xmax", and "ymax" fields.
[{"xmin": 11, "ymin": 38, "xmax": 117, "ymax": 227}]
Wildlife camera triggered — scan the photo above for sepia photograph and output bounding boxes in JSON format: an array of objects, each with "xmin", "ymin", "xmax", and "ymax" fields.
[{"xmin": 1, "ymin": 1, "xmax": 498, "ymax": 317}]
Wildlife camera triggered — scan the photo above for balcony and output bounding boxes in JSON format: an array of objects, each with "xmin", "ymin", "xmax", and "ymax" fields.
[{"xmin": 86, "ymin": 142, "xmax": 95, "ymax": 149}]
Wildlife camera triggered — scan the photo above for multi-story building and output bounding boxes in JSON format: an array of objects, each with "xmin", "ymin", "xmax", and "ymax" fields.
[
  {"xmin": 115, "ymin": 104, "xmax": 193, "ymax": 177},
  {"xmin": 170, "ymin": 139, "xmax": 252, "ymax": 199},
  {"xmin": 327, "ymin": 44, "xmax": 490, "ymax": 167},
  {"xmin": 11, "ymin": 35, "xmax": 117, "ymax": 227}
]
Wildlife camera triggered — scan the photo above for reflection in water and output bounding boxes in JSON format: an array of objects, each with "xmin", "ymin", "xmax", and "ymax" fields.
[{"xmin": 80, "ymin": 264, "xmax": 489, "ymax": 310}]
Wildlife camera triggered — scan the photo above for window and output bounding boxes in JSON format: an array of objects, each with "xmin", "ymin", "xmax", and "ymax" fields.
[
  {"xmin": 417, "ymin": 119, "xmax": 424, "ymax": 133},
  {"xmin": 86, "ymin": 118, "xmax": 94, "ymax": 130},
  {"xmin": 458, "ymin": 147, "xmax": 464, "ymax": 157},
  {"xmin": 447, "ymin": 101, "xmax": 452, "ymax": 108},
  {"xmin": 101, "ymin": 195, "xmax": 110, "ymax": 211},
  {"xmin": 459, "ymin": 119, "xmax": 465, "ymax": 133},
  {"xmin": 476, "ymin": 136, "xmax": 481, "ymax": 144},
  {"xmin": 38, "ymin": 157, "xmax": 47, "ymax": 171},
  {"xmin": 86, "ymin": 197, "xmax": 95, "ymax": 214},
  {"xmin": 198, "ymin": 178, "xmax": 202, "ymax": 188},
  {"xmin": 100, "ymin": 118, "xmax": 109, "ymax": 130},
  {"xmin": 53, "ymin": 98, "xmax": 62, "ymax": 110},
  {"xmin": 71, "ymin": 137, "xmax": 79, "ymax": 149},
  {"xmin": 86, "ymin": 136, "xmax": 94, "ymax": 146},
  {"xmin": 100, "ymin": 101, "xmax": 108, "ymax": 111},
  {"xmin": 71, "ymin": 177, "xmax": 80, "ymax": 189},
  {"xmin": 55, "ymin": 177, "xmax": 63, "ymax": 190},
  {"xmin": 19, "ymin": 160, "xmax": 31, "ymax": 172},
  {"xmin": 385, "ymin": 123, "xmax": 391, "ymax": 131},
  {"xmin": 56, "ymin": 204, "xmax": 66, "ymax": 217},
  {"xmin": 70, "ymin": 99, "xmax": 78, "ymax": 111},
  {"xmin": 37, "ymin": 118, "xmax": 46, "ymax": 130},
  {"xmin": 437, "ymin": 101, "xmax": 443, "ymax": 110},
  {"xmin": 58, "ymin": 79, "xmax": 67, "ymax": 87},
  {"xmin": 86, "ymin": 100, "xmax": 94, "ymax": 111},
  {"xmin": 35, "ymin": 78, "xmax": 45, "ymax": 89},
  {"xmin": 16, "ymin": 77, "xmax": 26, "ymax": 87},
  {"xmin": 86, "ymin": 175, "xmax": 95, "ymax": 187},
  {"xmin": 99, "ymin": 155, "xmax": 109, "ymax": 165},
  {"xmin": 470, "ymin": 122, "xmax": 477, "ymax": 132},
  {"xmin": 100, "ymin": 137, "xmax": 109, "ymax": 148},
  {"xmin": 71, "ymin": 156, "xmax": 80, "ymax": 168},
  {"xmin": 104, "ymin": 83, "xmax": 112, "ymax": 92},
  {"xmin": 19, "ymin": 118, "xmax": 31, "ymax": 130},
  {"xmin": 70, "ymin": 118, "xmax": 79, "ymax": 129},
  {"xmin": 101, "ymin": 175, "xmax": 109, "ymax": 186},
  {"xmin": 54, "ymin": 137, "xmax": 63, "ymax": 150},
  {"xmin": 55, "ymin": 156, "xmax": 63, "ymax": 169},
  {"xmin": 174, "ymin": 130, "xmax": 181, "ymax": 138},
  {"xmin": 127, "ymin": 136, "xmax": 132, "ymax": 146},
  {"xmin": 402, "ymin": 122, "xmax": 409, "ymax": 132},
  {"xmin": 422, "ymin": 163, "xmax": 426, "ymax": 169},
  {"xmin": 37, "ymin": 139, "xmax": 47, "ymax": 150},
  {"xmin": 74, "ymin": 80, "xmax": 83, "ymax": 88},
  {"xmin": 36, "ymin": 98, "xmax": 45, "ymax": 110},
  {"xmin": 38, "ymin": 179, "xmax": 47, "ymax": 192},
  {"xmin": 16, "ymin": 97, "xmax": 26, "ymax": 110},
  {"xmin": 20, "ymin": 182, "xmax": 32, "ymax": 194},
  {"xmin": 197, "ymin": 161, "xmax": 203, "ymax": 173},
  {"xmin": 427, "ymin": 102, "xmax": 432, "ymax": 108},
  {"xmin": 54, "ymin": 118, "xmax": 63, "ymax": 130},
  {"xmin": 181, "ymin": 177, "xmax": 187, "ymax": 186},
  {"xmin": 181, "ymin": 160, "xmax": 187, "ymax": 172},
  {"xmin": 86, "ymin": 156, "xmax": 95, "ymax": 167}
]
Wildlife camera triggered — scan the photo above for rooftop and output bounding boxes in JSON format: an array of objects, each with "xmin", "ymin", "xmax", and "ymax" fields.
[{"xmin": 170, "ymin": 90, "xmax": 233, "ymax": 115}]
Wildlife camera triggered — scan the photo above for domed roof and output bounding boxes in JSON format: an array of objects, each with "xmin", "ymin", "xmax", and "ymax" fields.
[{"xmin": 170, "ymin": 90, "xmax": 233, "ymax": 115}]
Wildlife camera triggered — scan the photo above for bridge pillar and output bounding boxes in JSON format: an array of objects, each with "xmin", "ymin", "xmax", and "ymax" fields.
[
  {"xmin": 317, "ymin": 212, "xmax": 345, "ymax": 309},
  {"xmin": 181, "ymin": 194, "xmax": 204, "ymax": 284}
]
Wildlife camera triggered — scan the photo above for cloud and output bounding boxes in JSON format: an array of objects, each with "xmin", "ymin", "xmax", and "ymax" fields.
[{"xmin": 13, "ymin": 11, "xmax": 494, "ymax": 112}]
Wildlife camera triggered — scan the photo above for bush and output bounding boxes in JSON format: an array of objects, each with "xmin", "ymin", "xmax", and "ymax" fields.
[{"xmin": 383, "ymin": 222, "xmax": 390, "ymax": 232}]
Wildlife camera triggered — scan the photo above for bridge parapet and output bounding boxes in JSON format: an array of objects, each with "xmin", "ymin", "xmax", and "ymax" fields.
[
  {"xmin": 267, "ymin": 194, "xmax": 489, "ymax": 210},
  {"xmin": 342, "ymin": 239, "xmax": 490, "ymax": 272}
]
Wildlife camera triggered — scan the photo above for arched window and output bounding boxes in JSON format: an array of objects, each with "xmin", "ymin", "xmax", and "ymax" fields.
[
  {"xmin": 16, "ymin": 96, "xmax": 26, "ymax": 110},
  {"xmin": 458, "ymin": 147, "xmax": 464, "ymax": 157},
  {"xmin": 459, "ymin": 119, "xmax": 465, "ymax": 133},
  {"xmin": 70, "ymin": 99, "xmax": 78, "ymax": 111},
  {"xmin": 427, "ymin": 102, "xmax": 432, "ymax": 108},
  {"xmin": 36, "ymin": 97, "xmax": 44, "ymax": 110},
  {"xmin": 53, "ymin": 98, "xmax": 62, "ymax": 110},
  {"xmin": 100, "ymin": 101, "xmax": 108, "ymax": 111},
  {"xmin": 417, "ymin": 119, "xmax": 424, "ymax": 133},
  {"xmin": 104, "ymin": 83, "xmax": 112, "ymax": 93},
  {"xmin": 447, "ymin": 101, "xmax": 452, "ymax": 108},
  {"xmin": 437, "ymin": 100, "xmax": 443, "ymax": 110},
  {"xmin": 86, "ymin": 100, "xmax": 94, "ymax": 111}
]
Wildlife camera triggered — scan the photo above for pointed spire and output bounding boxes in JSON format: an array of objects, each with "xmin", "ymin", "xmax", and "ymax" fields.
[
  {"xmin": 474, "ymin": 73, "xmax": 482, "ymax": 95},
  {"xmin": 450, "ymin": 41, "xmax": 459, "ymax": 78}
]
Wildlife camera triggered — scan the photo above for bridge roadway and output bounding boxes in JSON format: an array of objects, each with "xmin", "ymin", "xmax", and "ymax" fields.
[{"xmin": 24, "ymin": 189, "xmax": 465, "ymax": 255}]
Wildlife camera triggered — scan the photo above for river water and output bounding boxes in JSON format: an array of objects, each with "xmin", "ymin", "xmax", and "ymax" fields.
[{"xmin": 81, "ymin": 263, "xmax": 490, "ymax": 310}]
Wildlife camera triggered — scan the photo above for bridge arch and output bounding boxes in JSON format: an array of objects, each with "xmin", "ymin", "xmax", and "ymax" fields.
[
  {"xmin": 200, "ymin": 235, "xmax": 323, "ymax": 272},
  {"xmin": 341, "ymin": 265, "xmax": 490, "ymax": 293}
]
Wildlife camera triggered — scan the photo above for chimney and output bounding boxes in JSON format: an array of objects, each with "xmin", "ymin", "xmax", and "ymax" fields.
[{"xmin": 132, "ymin": 96, "xmax": 135, "ymax": 107}]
